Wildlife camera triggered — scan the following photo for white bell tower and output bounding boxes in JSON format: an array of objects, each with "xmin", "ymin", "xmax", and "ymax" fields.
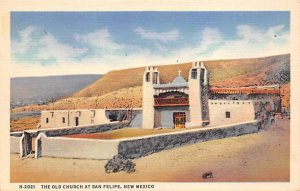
[
  {"xmin": 186, "ymin": 61, "xmax": 209, "ymax": 128},
  {"xmin": 142, "ymin": 66, "xmax": 160, "ymax": 129}
]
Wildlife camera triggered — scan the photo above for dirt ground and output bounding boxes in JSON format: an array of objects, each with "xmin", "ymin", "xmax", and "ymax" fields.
[{"xmin": 10, "ymin": 118, "xmax": 289, "ymax": 182}]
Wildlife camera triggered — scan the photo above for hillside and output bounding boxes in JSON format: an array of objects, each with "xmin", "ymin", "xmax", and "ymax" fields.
[
  {"xmin": 73, "ymin": 54, "xmax": 290, "ymax": 97},
  {"xmin": 11, "ymin": 54, "xmax": 290, "ymax": 113},
  {"xmin": 12, "ymin": 86, "xmax": 143, "ymax": 113},
  {"xmin": 11, "ymin": 74, "xmax": 102, "ymax": 108},
  {"xmin": 10, "ymin": 54, "xmax": 290, "ymax": 131}
]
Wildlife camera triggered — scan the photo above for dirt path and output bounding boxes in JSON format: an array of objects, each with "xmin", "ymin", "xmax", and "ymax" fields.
[{"xmin": 10, "ymin": 118, "xmax": 289, "ymax": 182}]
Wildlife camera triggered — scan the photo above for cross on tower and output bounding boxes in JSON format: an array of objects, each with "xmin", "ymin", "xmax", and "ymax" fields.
[{"xmin": 178, "ymin": 70, "xmax": 181, "ymax": 76}]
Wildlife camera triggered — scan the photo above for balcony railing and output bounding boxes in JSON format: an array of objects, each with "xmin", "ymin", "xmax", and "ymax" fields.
[{"xmin": 154, "ymin": 98, "xmax": 189, "ymax": 107}]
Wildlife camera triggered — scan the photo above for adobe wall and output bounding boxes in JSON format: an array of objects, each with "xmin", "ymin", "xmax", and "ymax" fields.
[
  {"xmin": 33, "ymin": 121, "xmax": 258, "ymax": 160},
  {"xmin": 40, "ymin": 109, "xmax": 138, "ymax": 128},
  {"xmin": 41, "ymin": 110, "xmax": 71, "ymax": 128},
  {"xmin": 210, "ymin": 94, "xmax": 281, "ymax": 113},
  {"xmin": 142, "ymin": 82, "xmax": 155, "ymax": 129},
  {"xmin": 118, "ymin": 121, "xmax": 258, "ymax": 159},
  {"xmin": 11, "ymin": 121, "xmax": 129, "ymax": 155},
  {"xmin": 41, "ymin": 111, "xmax": 55, "ymax": 128},
  {"xmin": 52, "ymin": 110, "xmax": 69, "ymax": 128},
  {"xmin": 10, "ymin": 136, "xmax": 21, "ymax": 154},
  {"xmin": 128, "ymin": 110, "xmax": 142, "ymax": 127},
  {"xmin": 93, "ymin": 109, "xmax": 110, "ymax": 124},
  {"xmin": 208, "ymin": 100, "xmax": 255, "ymax": 126},
  {"xmin": 69, "ymin": 110, "xmax": 92, "ymax": 127},
  {"xmin": 154, "ymin": 106, "xmax": 189, "ymax": 128},
  {"xmin": 35, "ymin": 133, "xmax": 119, "ymax": 160}
]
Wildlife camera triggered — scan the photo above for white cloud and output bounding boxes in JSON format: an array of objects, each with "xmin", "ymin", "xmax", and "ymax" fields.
[
  {"xmin": 207, "ymin": 24, "xmax": 289, "ymax": 59},
  {"xmin": 12, "ymin": 26, "xmax": 37, "ymax": 54},
  {"xmin": 75, "ymin": 29, "xmax": 123, "ymax": 50},
  {"xmin": 134, "ymin": 27, "xmax": 179, "ymax": 42},
  {"xmin": 169, "ymin": 24, "xmax": 289, "ymax": 62},
  {"xmin": 201, "ymin": 27, "xmax": 223, "ymax": 47},
  {"xmin": 38, "ymin": 33, "xmax": 87, "ymax": 62},
  {"xmin": 11, "ymin": 24, "xmax": 289, "ymax": 77}
]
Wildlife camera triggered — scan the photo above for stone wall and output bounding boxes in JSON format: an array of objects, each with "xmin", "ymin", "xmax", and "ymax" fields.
[
  {"xmin": 118, "ymin": 121, "xmax": 258, "ymax": 159},
  {"xmin": 43, "ymin": 122, "xmax": 128, "ymax": 137},
  {"xmin": 253, "ymin": 99, "xmax": 275, "ymax": 129},
  {"xmin": 16, "ymin": 121, "xmax": 129, "ymax": 138}
]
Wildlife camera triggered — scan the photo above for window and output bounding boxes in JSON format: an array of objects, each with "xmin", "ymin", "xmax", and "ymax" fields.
[
  {"xmin": 75, "ymin": 117, "xmax": 79, "ymax": 126},
  {"xmin": 152, "ymin": 72, "xmax": 158, "ymax": 84},
  {"xmin": 92, "ymin": 110, "xmax": 96, "ymax": 117},
  {"xmin": 200, "ymin": 68, "xmax": 205, "ymax": 83},
  {"xmin": 62, "ymin": 117, "xmax": 65, "ymax": 123},
  {"xmin": 191, "ymin": 69, "xmax": 197, "ymax": 79},
  {"xmin": 145, "ymin": 72, "xmax": 150, "ymax": 82},
  {"xmin": 225, "ymin": 111, "xmax": 231, "ymax": 118},
  {"xmin": 46, "ymin": 118, "xmax": 49, "ymax": 123}
]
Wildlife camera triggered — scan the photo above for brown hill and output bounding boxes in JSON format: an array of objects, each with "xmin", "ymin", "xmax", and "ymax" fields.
[
  {"xmin": 12, "ymin": 54, "xmax": 290, "ymax": 113},
  {"xmin": 11, "ymin": 54, "xmax": 290, "ymax": 131},
  {"xmin": 73, "ymin": 54, "xmax": 290, "ymax": 97}
]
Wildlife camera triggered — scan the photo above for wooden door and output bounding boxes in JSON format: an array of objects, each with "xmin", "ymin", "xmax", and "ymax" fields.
[{"xmin": 173, "ymin": 112, "xmax": 186, "ymax": 129}]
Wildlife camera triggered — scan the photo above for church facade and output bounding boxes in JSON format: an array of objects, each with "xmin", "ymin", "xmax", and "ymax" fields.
[{"xmin": 141, "ymin": 62, "xmax": 272, "ymax": 129}]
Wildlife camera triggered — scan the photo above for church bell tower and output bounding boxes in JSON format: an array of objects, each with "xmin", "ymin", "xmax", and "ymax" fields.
[
  {"xmin": 186, "ymin": 61, "xmax": 210, "ymax": 128},
  {"xmin": 142, "ymin": 66, "xmax": 160, "ymax": 129}
]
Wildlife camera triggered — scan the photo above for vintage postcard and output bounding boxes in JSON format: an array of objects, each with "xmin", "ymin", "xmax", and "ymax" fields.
[{"xmin": 0, "ymin": 0, "xmax": 300, "ymax": 191}]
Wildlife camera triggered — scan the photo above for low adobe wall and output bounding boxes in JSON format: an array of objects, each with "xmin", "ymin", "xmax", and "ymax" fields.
[
  {"xmin": 35, "ymin": 134, "xmax": 119, "ymax": 159},
  {"xmin": 10, "ymin": 121, "xmax": 128, "ymax": 154},
  {"xmin": 34, "ymin": 121, "xmax": 258, "ymax": 160},
  {"xmin": 10, "ymin": 136, "xmax": 21, "ymax": 154},
  {"xmin": 118, "ymin": 121, "xmax": 258, "ymax": 159}
]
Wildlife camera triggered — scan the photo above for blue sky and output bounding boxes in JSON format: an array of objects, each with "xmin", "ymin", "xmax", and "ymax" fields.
[{"xmin": 11, "ymin": 12, "xmax": 290, "ymax": 77}]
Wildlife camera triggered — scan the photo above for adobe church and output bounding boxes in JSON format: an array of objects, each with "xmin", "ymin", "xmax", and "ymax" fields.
[
  {"xmin": 40, "ymin": 61, "xmax": 277, "ymax": 130},
  {"xmin": 142, "ymin": 62, "xmax": 275, "ymax": 129}
]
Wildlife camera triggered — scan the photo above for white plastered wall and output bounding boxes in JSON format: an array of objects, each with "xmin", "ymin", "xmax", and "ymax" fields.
[
  {"xmin": 41, "ymin": 110, "xmax": 69, "ymax": 128},
  {"xmin": 187, "ymin": 62, "xmax": 203, "ymax": 128},
  {"xmin": 142, "ymin": 67, "xmax": 159, "ymax": 129},
  {"xmin": 10, "ymin": 136, "xmax": 21, "ymax": 153},
  {"xmin": 93, "ymin": 109, "xmax": 110, "ymax": 124},
  {"xmin": 208, "ymin": 100, "xmax": 255, "ymax": 126},
  {"xmin": 69, "ymin": 110, "xmax": 92, "ymax": 127},
  {"xmin": 41, "ymin": 111, "xmax": 55, "ymax": 128},
  {"xmin": 35, "ymin": 133, "xmax": 119, "ymax": 160},
  {"xmin": 53, "ymin": 110, "xmax": 69, "ymax": 128}
]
